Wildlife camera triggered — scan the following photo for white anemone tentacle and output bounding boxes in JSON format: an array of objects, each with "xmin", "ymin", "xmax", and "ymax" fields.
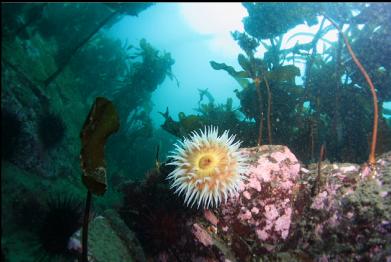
[{"xmin": 167, "ymin": 126, "xmax": 247, "ymax": 209}]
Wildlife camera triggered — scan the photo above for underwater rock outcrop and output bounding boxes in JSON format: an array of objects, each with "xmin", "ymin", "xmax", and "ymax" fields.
[
  {"xmin": 1, "ymin": 109, "xmax": 22, "ymax": 160},
  {"xmin": 193, "ymin": 147, "xmax": 391, "ymax": 261},
  {"xmin": 185, "ymin": 145, "xmax": 301, "ymax": 260},
  {"xmin": 292, "ymin": 153, "xmax": 391, "ymax": 260},
  {"xmin": 119, "ymin": 145, "xmax": 391, "ymax": 261},
  {"xmin": 37, "ymin": 111, "xmax": 66, "ymax": 150},
  {"xmin": 210, "ymin": 145, "xmax": 301, "ymax": 258},
  {"xmin": 72, "ymin": 210, "xmax": 146, "ymax": 262}
]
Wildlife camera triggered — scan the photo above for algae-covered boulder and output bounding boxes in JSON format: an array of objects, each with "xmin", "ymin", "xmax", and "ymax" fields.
[
  {"xmin": 79, "ymin": 210, "xmax": 146, "ymax": 262},
  {"xmin": 119, "ymin": 146, "xmax": 391, "ymax": 261}
]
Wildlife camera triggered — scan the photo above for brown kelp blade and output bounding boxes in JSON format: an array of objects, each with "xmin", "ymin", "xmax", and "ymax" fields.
[{"xmin": 80, "ymin": 97, "xmax": 120, "ymax": 195}]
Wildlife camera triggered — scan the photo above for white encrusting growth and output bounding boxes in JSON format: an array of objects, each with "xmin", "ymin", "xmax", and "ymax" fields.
[{"xmin": 167, "ymin": 126, "xmax": 247, "ymax": 209}]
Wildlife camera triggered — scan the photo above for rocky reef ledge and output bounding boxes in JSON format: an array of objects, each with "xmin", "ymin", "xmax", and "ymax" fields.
[{"xmin": 85, "ymin": 145, "xmax": 390, "ymax": 261}]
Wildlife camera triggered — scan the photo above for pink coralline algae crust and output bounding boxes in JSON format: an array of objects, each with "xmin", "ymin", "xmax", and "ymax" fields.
[
  {"xmin": 217, "ymin": 145, "xmax": 301, "ymax": 250},
  {"xmin": 294, "ymin": 153, "xmax": 391, "ymax": 260},
  {"xmin": 310, "ymin": 182, "xmax": 341, "ymax": 212},
  {"xmin": 243, "ymin": 191, "xmax": 251, "ymax": 200},
  {"xmin": 307, "ymin": 163, "xmax": 362, "ymax": 237},
  {"xmin": 192, "ymin": 223, "xmax": 213, "ymax": 247},
  {"xmin": 204, "ymin": 209, "xmax": 219, "ymax": 226}
]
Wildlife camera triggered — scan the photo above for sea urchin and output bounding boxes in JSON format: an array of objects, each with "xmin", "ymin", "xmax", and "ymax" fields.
[
  {"xmin": 38, "ymin": 195, "xmax": 83, "ymax": 260},
  {"xmin": 167, "ymin": 126, "xmax": 247, "ymax": 209}
]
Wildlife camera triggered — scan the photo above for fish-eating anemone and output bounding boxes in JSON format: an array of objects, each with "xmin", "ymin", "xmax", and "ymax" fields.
[{"xmin": 167, "ymin": 126, "xmax": 247, "ymax": 209}]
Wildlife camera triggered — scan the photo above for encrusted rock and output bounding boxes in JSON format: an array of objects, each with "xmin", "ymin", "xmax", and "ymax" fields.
[
  {"xmin": 214, "ymin": 145, "xmax": 300, "ymax": 257},
  {"xmin": 119, "ymin": 145, "xmax": 391, "ymax": 261},
  {"xmin": 77, "ymin": 210, "xmax": 146, "ymax": 262}
]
